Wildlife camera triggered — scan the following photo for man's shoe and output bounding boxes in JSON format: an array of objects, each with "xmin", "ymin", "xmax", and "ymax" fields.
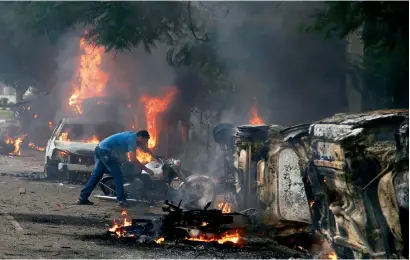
[
  {"xmin": 76, "ymin": 198, "xmax": 94, "ymax": 205},
  {"xmin": 118, "ymin": 201, "xmax": 130, "ymax": 208}
]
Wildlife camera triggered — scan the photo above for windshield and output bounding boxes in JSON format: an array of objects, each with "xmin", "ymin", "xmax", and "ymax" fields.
[{"xmin": 57, "ymin": 123, "xmax": 124, "ymax": 143}]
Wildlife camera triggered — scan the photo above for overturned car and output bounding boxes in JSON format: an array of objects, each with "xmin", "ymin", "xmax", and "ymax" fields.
[{"xmin": 215, "ymin": 109, "xmax": 409, "ymax": 259}]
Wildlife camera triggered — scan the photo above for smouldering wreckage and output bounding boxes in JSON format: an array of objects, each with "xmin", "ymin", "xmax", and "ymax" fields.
[{"xmin": 210, "ymin": 109, "xmax": 408, "ymax": 259}]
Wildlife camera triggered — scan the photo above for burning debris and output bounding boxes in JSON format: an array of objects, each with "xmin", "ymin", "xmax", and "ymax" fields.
[
  {"xmin": 28, "ymin": 142, "xmax": 45, "ymax": 152},
  {"xmin": 4, "ymin": 134, "xmax": 27, "ymax": 155},
  {"xmin": 107, "ymin": 200, "xmax": 249, "ymax": 247}
]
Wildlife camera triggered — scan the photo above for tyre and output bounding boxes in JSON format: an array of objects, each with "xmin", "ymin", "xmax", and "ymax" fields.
[
  {"xmin": 99, "ymin": 176, "xmax": 144, "ymax": 198},
  {"xmin": 180, "ymin": 175, "xmax": 216, "ymax": 209},
  {"xmin": 44, "ymin": 159, "xmax": 59, "ymax": 180},
  {"xmin": 99, "ymin": 176, "xmax": 117, "ymax": 196}
]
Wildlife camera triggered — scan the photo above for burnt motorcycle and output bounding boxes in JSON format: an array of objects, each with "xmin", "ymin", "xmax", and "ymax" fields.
[{"xmin": 95, "ymin": 157, "xmax": 216, "ymax": 209}]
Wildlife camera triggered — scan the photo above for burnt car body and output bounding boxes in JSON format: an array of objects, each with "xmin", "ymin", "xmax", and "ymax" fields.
[
  {"xmin": 218, "ymin": 109, "xmax": 408, "ymax": 258},
  {"xmin": 306, "ymin": 109, "xmax": 408, "ymax": 258},
  {"xmin": 44, "ymin": 118, "xmax": 124, "ymax": 181}
]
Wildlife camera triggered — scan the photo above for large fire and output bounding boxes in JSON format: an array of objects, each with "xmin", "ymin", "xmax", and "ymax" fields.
[
  {"xmin": 185, "ymin": 230, "xmax": 241, "ymax": 244},
  {"xmin": 137, "ymin": 88, "xmax": 177, "ymax": 163},
  {"xmin": 249, "ymin": 98, "xmax": 264, "ymax": 125},
  {"xmin": 69, "ymin": 37, "xmax": 108, "ymax": 115},
  {"xmin": 5, "ymin": 134, "xmax": 27, "ymax": 156}
]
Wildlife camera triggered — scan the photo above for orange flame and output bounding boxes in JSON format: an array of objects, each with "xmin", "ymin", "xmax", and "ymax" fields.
[
  {"xmin": 217, "ymin": 202, "xmax": 232, "ymax": 213},
  {"xmin": 140, "ymin": 88, "xmax": 177, "ymax": 149},
  {"xmin": 5, "ymin": 134, "xmax": 27, "ymax": 156},
  {"xmin": 137, "ymin": 88, "xmax": 177, "ymax": 163},
  {"xmin": 59, "ymin": 132, "xmax": 70, "ymax": 142},
  {"xmin": 249, "ymin": 98, "xmax": 264, "ymax": 125},
  {"xmin": 136, "ymin": 150, "xmax": 152, "ymax": 164},
  {"xmin": 28, "ymin": 142, "xmax": 45, "ymax": 152},
  {"xmin": 48, "ymin": 121, "xmax": 53, "ymax": 130},
  {"xmin": 155, "ymin": 237, "xmax": 165, "ymax": 244},
  {"xmin": 108, "ymin": 210, "xmax": 134, "ymax": 238},
  {"xmin": 69, "ymin": 37, "xmax": 108, "ymax": 115},
  {"xmin": 88, "ymin": 135, "xmax": 100, "ymax": 144},
  {"xmin": 326, "ymin": 251, "xmax": 337, "ymax": 259},
  {"xmin": 186, "ymin": 230, "xmax": 241, "ymax": 244},
  {"xmin": 58, "ymin": 132, "xmax": 99, "ymax": 143}
]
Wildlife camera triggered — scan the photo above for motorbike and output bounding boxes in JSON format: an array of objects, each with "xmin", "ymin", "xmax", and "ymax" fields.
[{"xmin": 96, "ymin": 157, "xmax": 216, "ymax": 209}]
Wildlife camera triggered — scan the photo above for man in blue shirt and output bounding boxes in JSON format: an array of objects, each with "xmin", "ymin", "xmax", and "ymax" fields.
[{"xmin": 77, "ymin": 130, "xmax": 155, "ymax": 207}]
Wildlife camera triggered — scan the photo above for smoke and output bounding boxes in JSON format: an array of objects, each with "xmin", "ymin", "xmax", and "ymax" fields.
[
  {"xmin": 53, "ymin": 30, "xmax": 82, "ymax": 122},
  {"xmin": 47, "ymin": 2, "xmax": 350, "ymax": 176},
  {"xmin": 207, "ymin": 2, "xmax": 348, "ymax": 126}
]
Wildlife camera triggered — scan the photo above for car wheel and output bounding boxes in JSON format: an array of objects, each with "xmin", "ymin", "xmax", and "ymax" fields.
[{"xmin": 44, "ymin": 159, "xmax": 59, "ymax": 180}]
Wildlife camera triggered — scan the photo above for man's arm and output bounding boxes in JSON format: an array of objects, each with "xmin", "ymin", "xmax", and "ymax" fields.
[{"xmin": 128, "ymin": 151, "xmax": 154, "ymax": 175}]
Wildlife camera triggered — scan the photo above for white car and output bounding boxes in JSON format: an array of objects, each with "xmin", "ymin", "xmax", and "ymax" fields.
[{"xmin": 44, "ymin": 118, "xmax": 124, "ymax": 181}]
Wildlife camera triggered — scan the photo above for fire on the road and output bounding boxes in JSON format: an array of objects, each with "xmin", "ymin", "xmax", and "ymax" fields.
[
  {"xmin": 5, "ymin": 134, "xmax": 27, "ymax": 155},
  {"xmin": 108, "ymin": 210, "xmax": 242, "ymax": 245},
  {"xmin": 185, "ymin": 230, "xmax": 241, "ymax": 244},
  {"xmin": 28, "ymin": 142, "xmax": 45, "ymax": 152},
  {"xmin": 69, "ymin": 37, "xmax": 108, "ymax": 115},
  {"xmin": 108, "ymin": 210, "xmax": 133, "ymax": 238}
]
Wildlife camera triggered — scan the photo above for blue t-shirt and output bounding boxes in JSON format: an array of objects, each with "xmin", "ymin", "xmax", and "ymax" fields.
[{"xmin": 98, "ymin": 131, "xmax": 137, "ymax": 155}]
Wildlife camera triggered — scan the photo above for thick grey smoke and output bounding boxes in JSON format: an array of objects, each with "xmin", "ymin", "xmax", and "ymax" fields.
[
  {"xmin": 208, "ymin": 2, "xmax": 348, "ymax": 126},
  {"xmin": 48, "ymin": 2, "xmax": 349, "ymax": 175}
]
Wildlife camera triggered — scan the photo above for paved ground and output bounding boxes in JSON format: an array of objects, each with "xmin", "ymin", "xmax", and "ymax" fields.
[{"xmin": 0, "ymin": 151, "xmax": 307, "ymax": 259}]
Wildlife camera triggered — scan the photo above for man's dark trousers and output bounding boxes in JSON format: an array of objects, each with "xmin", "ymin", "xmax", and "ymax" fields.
[{"xmin": 79, "ymin": 146, "xmax": 126, "ymax": 202}]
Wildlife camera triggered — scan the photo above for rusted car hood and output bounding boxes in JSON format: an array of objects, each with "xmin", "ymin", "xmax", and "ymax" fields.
[{"xmin": 54, "ymin": 141, "xmax": 97, "ymax": 156}]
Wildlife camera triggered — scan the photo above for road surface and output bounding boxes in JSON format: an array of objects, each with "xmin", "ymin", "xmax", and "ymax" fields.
[{"xmin": 0, "ymin": 150, "xmax": 306, "ymax": 259}]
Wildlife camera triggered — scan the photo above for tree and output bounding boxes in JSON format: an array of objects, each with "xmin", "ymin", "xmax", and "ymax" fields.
[
  {"xmin": 305, "ymin": 1, "xmax": 409, "ymax": 109},
  {"xmin": 0, "ymin": 2, "xmax": 59, "ymax": 101}
]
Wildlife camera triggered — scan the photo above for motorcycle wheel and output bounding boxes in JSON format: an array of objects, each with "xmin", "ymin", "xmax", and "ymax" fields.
[
  {"xmin": 99, "ymin": 176, "xmax": 144, "ymax": 198},
  {"xmin": 180, "ymin": 175, "xmax": 216, "ymax": 209},
  {"xmin": 99, "ymin": 176, "xmax": 117, "ymax": 196}
]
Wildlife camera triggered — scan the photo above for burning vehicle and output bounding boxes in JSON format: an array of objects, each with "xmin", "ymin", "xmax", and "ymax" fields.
[
  {"xmin": 215, "ymin": 109, "xmax": 409, "ymax": 259},
  {"xmin": 44, "ymin": 118, "xmax": 124, "ymax": 181}
]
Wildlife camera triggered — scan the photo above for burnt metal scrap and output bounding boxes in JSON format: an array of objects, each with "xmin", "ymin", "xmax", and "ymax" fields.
[
  {"xmin": 107, "ymin": 200, "xmax": 251, "ymax": 245},
  {"xmin": 306, "ymin": 109, "xmax": 409, "ymax": 259},
  {"xmin": 160, "ymin": 200, "xmax": 250, "ymax": 243}
]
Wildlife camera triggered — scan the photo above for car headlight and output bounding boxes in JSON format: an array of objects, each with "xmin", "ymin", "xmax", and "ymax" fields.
[{"xmin": 52, "ymin": 149, "xmax": 70, "ymax": 162}]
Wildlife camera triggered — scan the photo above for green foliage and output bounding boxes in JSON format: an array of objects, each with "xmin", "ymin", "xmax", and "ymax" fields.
[
  {"xmin": 305, "ymin": 1, "xmax": 408, "ymax": 54},
  {"xmin": 0, "ymin": 2, "xmax": 231, "ymax": 108},
  {"xmin": 306, "ymin": 1, "xmax": 409, "ymax": 109},
  {"xmin": 0, "ymin": 98, "xmax": 9, "ymax": 107},
  {"xmin": 24, "ymin": 2, "xmax": 189, "ymax": 53},
  {"xmin": 0, "ymin": 2, "xmax": 58, "ymax": 95}
]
